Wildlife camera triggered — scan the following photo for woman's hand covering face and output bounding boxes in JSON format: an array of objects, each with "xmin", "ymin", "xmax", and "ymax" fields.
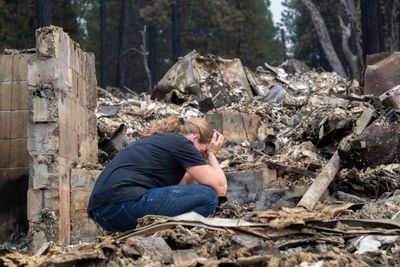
[{"xmin": 206, "ymin": 130, "xmax": 224, "ymax": 154}]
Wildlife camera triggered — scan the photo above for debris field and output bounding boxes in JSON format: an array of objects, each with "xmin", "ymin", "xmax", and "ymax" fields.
[{"xmin": 1, "ymin": 51, "xmax": 400, "ymax": 266}]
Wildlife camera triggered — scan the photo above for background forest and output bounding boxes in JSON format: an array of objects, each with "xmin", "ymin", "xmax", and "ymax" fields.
[{"xmin": 0, "ymin": 0, "xmax": 399, "ymax": 93}]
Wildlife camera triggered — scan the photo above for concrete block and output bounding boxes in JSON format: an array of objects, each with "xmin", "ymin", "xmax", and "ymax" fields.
[
  {"xmin": 32, "ymin": 97, "xmax": 50, "ymax": 122},
  {"xmin": 27, "ymin": 189, "xmax": 43, "ymax": 221},
  {"xmin": 0, "ymin": 111, "xmax": 11, "ymax": 139},
  {"xmin": 70, "ymin": 215, "xmax": 101, "ymax": 244},
  {"xmin": 86, "ymin": 54, "xmax": 98, "ymax": 110},
  {"xmin": 71, "ymin": 190, "xmax": 90, "ymax": 211},
  {"xmin": 79, "ymin": 50, "xmax": 87, "ymax": 76},
  {"xmin": 12, "ymin": 54, "xmax": 31, "ymax": 82},
  {"xmin": 36, "ymin": 26, "xmax": 61, "ymax": 58},
  {"xmin": 31, "ymin": 231, "xmax": 47, "ymax": 255},
  {"xmin": 10, "ymin": 111, "xmax": 28, "ymax": 138},
  {"xmin": 27, "ymin": 58, "xmax": 57, "ymax": 87},
  {"xmin": 0, "ymin": 56, "xmax": 13, "ymax": 81},
  {"xmin": 76, "ymin": 104, "xmax": 88, "ymax": 141},
  {"xmin": 27, "ymin": 122, "xmax": 58, "ymax": 155},
  {"xmin": 79, "ymin": 135, "xmax": 98, "ymax": 163},
  {"xmin": 206, "ymin": 111, "xmax": 261, "ymax": 143},
  {"xmin": 32, "ymin": 163, "xmax": 49, "ymax": 189},
  {"xmin": 44, "ymin": 188, "xmax": 59, "ymax": 211},
  {"xmin": 77, "ymin": 76, "xmax": 87, "ymax": 107},
  {"xmin": 58, "ymin": 97, "xmax": 79, "ymax": 162},
  {"xmin": 0, "ymin": 84, "xmax": 12, "ymax": 110},
  {"xmin": 70, "ymin": 71, "xmax": 78, "ymax": 101},
  {"xmin": 58, "ymin": 31, "xmax": 72, "ymax": 89},
  {"xmin": 0, "ymin": 141, "xmax": 9, "ymax": 168},
  {"xmin": 11, "ymin": 83, "xmax": 29, "ymax": 110},
  {"xmin": 71, "ymin": 168, "xmax": 100, "ymax": 189},
  {"xmin": 9, "ymin": 139, "xmax": 28, "ymax": 168},
  {"xmin": 69, "ymin": 40, "xmax": 79, "ymax": 74},
  {"xmin": 70, "ymin": 168, "xmax": 101, "ymax": 243}
]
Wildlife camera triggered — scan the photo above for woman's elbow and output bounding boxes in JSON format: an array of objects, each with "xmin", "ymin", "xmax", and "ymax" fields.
[{"xmin": 217, "ymin": 183, "xmax": 227, "ymax": 196}]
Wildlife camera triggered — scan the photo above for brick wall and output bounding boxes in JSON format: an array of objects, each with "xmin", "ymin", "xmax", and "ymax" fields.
[{"xmin": 0, "ymin": 53, "xmax": 33, "ymax": 242}]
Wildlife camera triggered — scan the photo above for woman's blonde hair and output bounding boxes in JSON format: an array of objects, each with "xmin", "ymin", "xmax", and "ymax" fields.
[{"xmin": 143, "ymin": 116, "xmax": 214, "ymax": 144}]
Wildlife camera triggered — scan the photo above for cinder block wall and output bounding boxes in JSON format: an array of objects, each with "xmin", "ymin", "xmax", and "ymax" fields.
[
  {"xmin": 27, "ymin": 26, "xmax": 98, "ymax": 251},
  {"xmin": 70, "ymin": 168, "xmax": 102, "ymax": 244},
  {"xmin": 0, "ymin": 53, "xmax": 33, "ymax": 241}
]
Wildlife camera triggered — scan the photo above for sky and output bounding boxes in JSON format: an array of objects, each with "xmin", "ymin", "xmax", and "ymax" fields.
[{"xmin": 270, "ymin": 0, "xmax": 285, "ymax": 25}]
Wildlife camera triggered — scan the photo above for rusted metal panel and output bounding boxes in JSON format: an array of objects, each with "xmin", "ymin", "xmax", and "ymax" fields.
[{"xmin": 363, "ymin": 52, "xmax": 400, "ymax": 96}]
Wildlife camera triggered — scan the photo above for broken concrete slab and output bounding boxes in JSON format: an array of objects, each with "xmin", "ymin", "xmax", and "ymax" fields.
[{"xmin": 206, "ymin": 110, "xmax": 261, "ymax": 143}]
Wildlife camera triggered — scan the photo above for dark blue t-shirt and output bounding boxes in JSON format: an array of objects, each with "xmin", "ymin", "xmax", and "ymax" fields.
[{"xmin": 88, "ymin": 132, "xmax": 207, "ymax": 213}]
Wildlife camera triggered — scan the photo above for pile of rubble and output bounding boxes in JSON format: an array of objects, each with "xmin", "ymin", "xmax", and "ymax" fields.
[{"xmin": 2, "ymin": 51, "xmax": 400, "ymax": 266}]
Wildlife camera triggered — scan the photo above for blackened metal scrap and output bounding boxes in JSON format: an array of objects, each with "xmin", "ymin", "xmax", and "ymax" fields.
[
  {"xmin": 332, "ymin": 166, "xmax": 400, "ymax": 199},
  {"xmin": 339, "ymin": 113, "xmax": 400, "ymax": 169}
]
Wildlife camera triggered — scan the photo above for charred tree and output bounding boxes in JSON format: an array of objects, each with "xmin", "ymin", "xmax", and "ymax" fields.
[
  {"xmin": 301, "ymin": 0, "xmax": 346, "ymax": 77},
  {"xmin": 118, "ymin": 0, "xmax": 131, "ymax": 88},
  {"xmin": 280, "ymin": 28, "xmax": 287, "ymax": 61},
  {"xmin": 36, "ymin": 0, "xmax": 52, "ymax": 27},
  {"xmin": 100, "ymin": 0, "xmax": 107, "ymax": 88},
  {"xmin": 361, "ymin": 0, "xmax": 384, "ymax": 56},
  {"xmin": 392, "ymin": 0, "xmax": 400, "ymax": 51},
  {"xmin": 171, "ymin": 2, "xmax": 181, "ymax": 62},
  {"xmin": 339, "ymin": 0, "xmax": 363, "ymax": 78},
  {"xmin": 148, "ymin": 23, "xmax": 158, "ymax": 87}
]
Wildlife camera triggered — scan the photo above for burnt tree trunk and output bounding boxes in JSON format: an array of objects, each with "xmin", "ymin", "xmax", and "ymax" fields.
[
  {"xmin": 148, "ymin": 23, "xmax": 158, "ymax": 87},
  {"xmin": 338, "ymin": 16, "xmax": 358, "ymax": 77},
  {"xmin": 118, "ymin": 0, "xmax": 131, "ymax": 88},
  {"xmin": 339, "ymin": 0, "xmax": 363, "ymax": 76},
  {"xmin": 36, "ymin": 0, "xmax": 52, "ymax": 27},
  {"xmin": 361, "ymin": 0, "xmax": 384, "ymax": 56},
  {"xmin": 280, "ymin": 28, "xmax": 287, "ymax": 61},
  {"xmin": 301, "ymin": 0, "xmax": 346, "ymax": 77},
  {"xmin": 392, "ymin": 0, "xmax": 400, "ymax": 51},
  {"xmin": 171, "ymin": 2, "xmax": 181, "ymax": 62},
  {"xmin": 100, "ymin": 0, "xmax": 107, "ymax": 87}
]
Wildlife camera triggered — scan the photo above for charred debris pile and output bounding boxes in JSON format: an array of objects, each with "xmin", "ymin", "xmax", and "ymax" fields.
[{"xmin": 2, "ymin": 51, "xmax": 400, "ymax": 266}]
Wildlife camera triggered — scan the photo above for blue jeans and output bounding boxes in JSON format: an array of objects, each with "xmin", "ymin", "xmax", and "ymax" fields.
[{"xmin": 91, "ymin": 184, "xmax": 218, "ymax": 232}]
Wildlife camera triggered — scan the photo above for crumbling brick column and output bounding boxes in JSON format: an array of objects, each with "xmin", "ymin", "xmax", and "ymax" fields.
[{"xmin": 27, "ymin": 26, "xmax": 98, "ymax": 250}]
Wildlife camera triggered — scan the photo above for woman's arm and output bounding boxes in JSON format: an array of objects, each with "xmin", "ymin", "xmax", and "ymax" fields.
[
  {"xmin": 186, "ymin": 131, "xmax": 227, "ymax": 196},
  {"xmin": 179, "ymin": 172, "xmax": 198, "ymax": 185}
]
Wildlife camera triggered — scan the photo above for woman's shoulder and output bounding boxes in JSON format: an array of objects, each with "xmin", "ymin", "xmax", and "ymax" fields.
[{"xmin": 140, "ymin": 132, "xmax": 187, "ymax": 143}]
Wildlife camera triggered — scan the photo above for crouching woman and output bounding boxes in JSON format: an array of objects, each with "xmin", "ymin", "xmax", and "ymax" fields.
[{"xmin": 87, "ymin": 115, "xmax": 227, "ymax": 232}]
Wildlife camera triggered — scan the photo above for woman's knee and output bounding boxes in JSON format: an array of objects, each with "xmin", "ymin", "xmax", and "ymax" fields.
[{"xmin": 197, "ymin": 184, "xmax": 218, "ymax": 207}]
